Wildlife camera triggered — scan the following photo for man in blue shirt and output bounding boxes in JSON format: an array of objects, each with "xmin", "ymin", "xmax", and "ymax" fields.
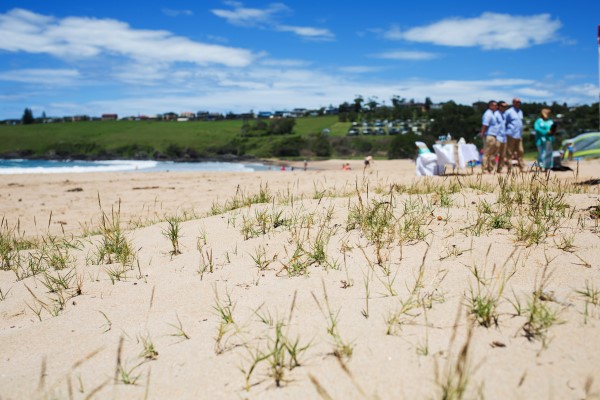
[
  {"xmin": 479, "ymin": 100, "xmax": 500, "ymax": 173},
  {"xmin": 496, "ymin": 101, "xmax": 509, "ymax": 173},
  {"xmin": 504, "ymin": 98, "xmax": 525, "ymax": 172}
]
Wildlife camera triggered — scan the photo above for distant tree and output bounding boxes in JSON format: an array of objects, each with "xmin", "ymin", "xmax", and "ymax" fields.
[
  {"xmin": 269, "ymin": 118, "xmax": 295, "ymax": 135},
  {"xmin": 22, "ymin": 108, "xmax": 34, "ymax": 124},
  {"xmin": 391, "ymin": 95, "xmax": 405, "ymax": 108},
  {"xmin": 563, "ymin": 103, "xmax": 599, "ymax": 134},
  {"xmin": 240, "ymin": 118, "xmax": 295, "ymax": 136},
  {"xmin": 271, "ymin": 136, "xmax": 304, "ymax": 157},
  {"xmin": 388, "ymin": 132, "xmax": 422, "ymax": 159},
  {"xmin": 426, "ymin": 101, "xmax": 479, "ymax": 142},
  {"xmin": 353, "ymin": 96, "xmax": 364, "ymax": 113},
  {"xmin": 311, "ymin": 132, "xmax": 331, "ymax": 157},
  {"xmin": 338, "ymin": 101, "xmax": 353, "ymax": 113},
  {"xmin": 424, "ymin": 97, "xmax": 432, "ymax": 111},
  {"xmin": 366, "ymin": 97, "xmax": 378, "ymax": 111},
  {"xmin": 255, "ymin": 120, "xmax": 268, "ymax": 131}
]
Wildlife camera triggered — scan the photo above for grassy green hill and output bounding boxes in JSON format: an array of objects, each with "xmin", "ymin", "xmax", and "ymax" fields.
[{"xmin": 0, "ymin": 116, "xmax": 396, "ymax": 160}]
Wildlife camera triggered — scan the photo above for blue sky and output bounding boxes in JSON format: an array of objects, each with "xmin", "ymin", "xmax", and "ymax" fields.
[{"xmin": 0, "ymin": 1, "xmax": 599, "ymax": 119}]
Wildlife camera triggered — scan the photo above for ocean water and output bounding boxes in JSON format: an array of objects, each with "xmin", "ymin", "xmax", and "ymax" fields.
[{"xmin": 0, "ymin": 159, "xmax": 271, "ymax": 174}]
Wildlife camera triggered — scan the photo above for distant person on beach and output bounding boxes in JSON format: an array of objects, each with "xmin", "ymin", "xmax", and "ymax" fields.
[
  {"xmin": 479, "ymin": 100, "xmax": 500, "ymax": 173},
  {"xmin": 364, "ymin": 155, "xmax": 373, "ymax": 169},
  {"xmin": 303, "ymin": 160, "xmax": 308, "ymax": 171},
  {"xmin": 504, "ymin": 97, "xmax": 525, "ymax": 172},
  {"xmin": 563, "ymin": 140, "xmax": 575, "ymax": 161},
  {"xmin": 495, "ymin": 101, "xmax": 509, "ymax": 173},
  {"xmin": 534, "ymin": 108, "xmax": 555, "ymax": 171}
]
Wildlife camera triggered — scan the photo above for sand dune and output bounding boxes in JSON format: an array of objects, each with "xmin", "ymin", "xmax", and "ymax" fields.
[{"xmin": 1, "ymin": 159, "xmax": 599, "ymax": 399}]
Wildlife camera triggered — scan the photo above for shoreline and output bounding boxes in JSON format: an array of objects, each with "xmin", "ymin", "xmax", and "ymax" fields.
[{"xmin": 0, "ymin": 157, "xmax": 383, "ymax": 174}]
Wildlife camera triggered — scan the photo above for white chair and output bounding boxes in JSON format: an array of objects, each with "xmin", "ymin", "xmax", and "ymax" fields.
[
  {"xmin": 432, "ymin": 143, "xmax": 456, "ymax": 174},
  {"xmin": 457, "ymin": 144, "xmax": 480, "ymax": 170},
  {"xmin": 415, "ymin": 142, "xmax": 438, "ymax": 176}
]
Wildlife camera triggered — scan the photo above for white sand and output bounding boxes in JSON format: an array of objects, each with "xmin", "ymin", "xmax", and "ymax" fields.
[{"xmin": 1, "ymin": 159, "xmax": 600, "ymax": 399}]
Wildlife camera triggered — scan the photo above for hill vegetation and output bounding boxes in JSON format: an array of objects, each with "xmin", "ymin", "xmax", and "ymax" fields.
[{"xmin": 1, "ymin": 100, "xmax": 598, "ymax": 161}]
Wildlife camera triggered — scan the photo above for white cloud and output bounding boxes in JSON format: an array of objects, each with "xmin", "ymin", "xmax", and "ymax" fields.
[
  {"xmin": 276, "ymin": 25, "xmax": 334, "ymax": 41},
  {"xmin": 565, "ymin": 83, "xmax": 597, "ymax": 98},
  {"xmin": 0, "ymin": 8, "xmax": 254, "ymax": 67},
  {"xmin": 205, "ymin": 34, "xmax": 229, "ymax": 43},
  {"xmin": 0, "ymin": 68, "xmax": 81, "ymax": 85},
  {"xmin": 383, "ymin": 25, "xmax": 402, "ymax": 40},
  {"xmin": 211, "ymin": 1, "xmax": 289, "ymax": 27},
  {"xmin": 162, "ymin": 9, "xmax": 194, "ymax": 17},
  {"xmin": 370, "ymin": 50, "xmax": 439, "ymax": 60},
  {"xmin": 385, "ymin": 13, "xmax": 561, "ymax": 50},
  {"xmin": 212, "ymin": 1, "xmax": 334, "ymax": 40},
  {"xmin": 338, "ymin": 66, "xmax": 384, "ymax": 74},
  {"xmin": 518, "ymin": 87, "xmax": 552, "ymax": 98},
  {"xmin": 260, "ymin": 58, "xmax": 312, "ymax": 67},
  {"xmin": 110, "ymin": 63, "xmax": 172, "ymax": 86}
]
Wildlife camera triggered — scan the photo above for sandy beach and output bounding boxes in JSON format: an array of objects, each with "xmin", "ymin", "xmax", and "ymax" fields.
[{"xmin": 1, "ymin": 159, "xmax": 600, "ymax": 399}]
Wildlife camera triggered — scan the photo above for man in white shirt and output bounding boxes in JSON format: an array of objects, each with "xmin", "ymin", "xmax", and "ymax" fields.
[
  {"xmin": 496, "ymin": 101, "xmax": 509, "ymax": 173},
  {"xmin": 479, "ymin": 100, "xmax": 500, "ymax": 173},
  {"xmin": 504, "ymin": 98, "xmax": 525, "ymax": 172}
]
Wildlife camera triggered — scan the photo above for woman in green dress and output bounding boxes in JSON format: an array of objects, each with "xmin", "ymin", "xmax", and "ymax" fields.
[{"xmin": 533, "ymin": 108, "xmax": 554, "ymax": 170}]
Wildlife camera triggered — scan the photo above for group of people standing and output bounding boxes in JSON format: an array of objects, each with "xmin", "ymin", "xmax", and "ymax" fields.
[
  {"xmin": 479, "ymin": 98, "xmax": 557, "ymax": 173},
  {"xmin": 479, "ymin": 98, "xmax": 525, "ymax": 173}
]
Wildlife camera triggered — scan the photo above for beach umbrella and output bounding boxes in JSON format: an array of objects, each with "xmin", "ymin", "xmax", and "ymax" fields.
[{"xmin": 562, "ymin": 132, "xmax": 600, "ymax": 159}]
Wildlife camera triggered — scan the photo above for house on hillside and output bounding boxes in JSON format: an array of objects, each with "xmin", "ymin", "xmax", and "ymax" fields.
[
  {"xmin": 257, "ymin": 111, "xmax": 273, "ymax": 119},
  {"xmin": 162, "ymin": 112, "xmax": 178, "ymax": 121},
  {"xmin": 196, "ymin": 111, "xmax": 210, "ymax": 120},
  {"xmin": 206, "ymin": 113, "xmax": 224, "ymax": 121},
  {"xmin": 325, "ymin": 106, "xmax": 339, "ymax": 115},
  {"xmin": 291, "ymin": 108, "xmax": 307, "ymax": 117},
  {"xmin": 101, "ymin": 114, "xmax": 118, "ymax": 121},
  {"xmin": 273, "ymin": 110, "xmax": 292, "ymax": 118},
  {"xmin": 179, "ymin": 112, "xmax": 195, "ymax": 120},
  {"xmin": 238, "ymin": 112, "xmax": 255, "ymax": 120}
]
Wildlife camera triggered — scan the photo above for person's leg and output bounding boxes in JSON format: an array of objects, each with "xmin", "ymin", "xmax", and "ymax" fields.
[
  {"xmin": 516, "ymin": 139, "xmax": 525, "ymax": 172},
  {"xmin": 489, "ymin": 136, "xmax": 499, "ymax": 173},
  {"xmin": 544, "ymin": 141, "xmax": 554, "ymax": 170},
  {"xmin": 536, "ymin": 140, "xmax": 547, "ymax": 170},
  {"xmin": 497, "ymin": 141, "xmax": 507, "ymax": 173},
  {"xmin": 506, "ymin": 137, "xmax": 516, "ymax": 173},
  {"xmin": 480, "ymin": 136, "xmax": 488, "ymax": 173},
  {"xmin": 484, "ymin": 136, "xmax": 497, "ymax": 173}
]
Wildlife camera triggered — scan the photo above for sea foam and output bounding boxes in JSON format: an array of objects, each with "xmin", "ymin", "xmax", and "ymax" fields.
[{"xmin": 0, "ymin": 159, "xmax": 268, "ymax": 174}]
